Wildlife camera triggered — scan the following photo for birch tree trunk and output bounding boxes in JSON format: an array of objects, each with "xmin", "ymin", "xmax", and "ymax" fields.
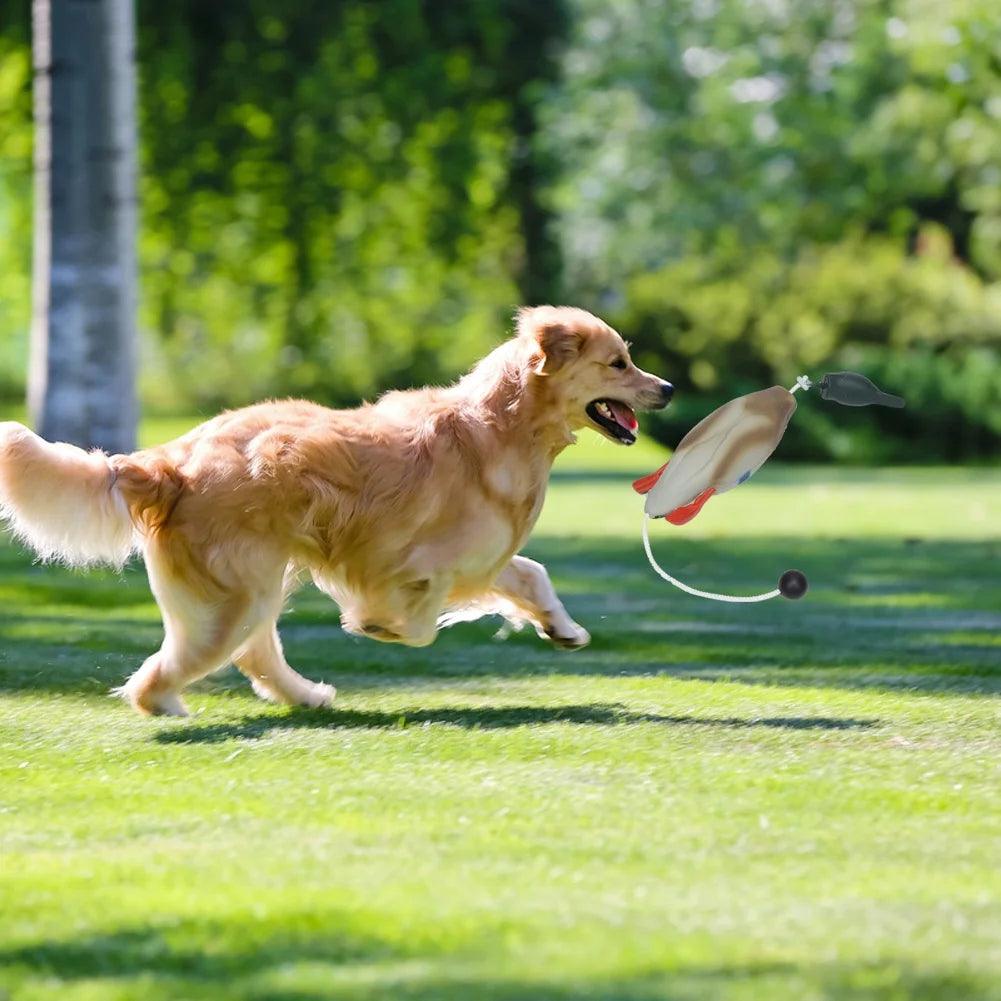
[{"xmin": 29, "ymin": 0, "xmax": 138, "ymax": 453}]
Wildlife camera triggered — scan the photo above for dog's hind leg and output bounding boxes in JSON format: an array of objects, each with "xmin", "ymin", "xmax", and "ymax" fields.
[
  {"xmin": 120, "ymin": 541, "xmax": 287, "ymax": 717},
  {"xmin": 121, "ymin": 594, "xmax": 258, "ymax": 717},
  {"xmin": 489, "ymin": 555, "xmax": 590, "ymax": 650},
  {"xmin": 233, "ymin": 623, "xmax": 335, "ymax": 708}
]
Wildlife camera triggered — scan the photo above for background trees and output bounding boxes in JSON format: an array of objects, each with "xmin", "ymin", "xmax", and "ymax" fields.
[
  {"xmin": 0, "ymin": 0, "xmax": 997, "ymax": 459},
  {"xmin": 546, "ymin": 0, "xmax": 1001, "ymax": 459}
]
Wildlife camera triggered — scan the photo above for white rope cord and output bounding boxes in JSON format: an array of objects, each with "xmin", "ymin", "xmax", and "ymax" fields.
[{"xmin": 642, "ymin": 515, "xmax": 780, "ymax": 603}]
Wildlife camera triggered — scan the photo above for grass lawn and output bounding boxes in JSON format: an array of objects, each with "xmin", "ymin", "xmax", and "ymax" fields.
[{"xmin": 2, "ymin": 423, "xmax": 1000, "ymax": 1000}]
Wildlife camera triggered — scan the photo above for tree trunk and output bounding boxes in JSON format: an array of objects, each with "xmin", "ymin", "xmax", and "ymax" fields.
[{"xmin": 29, "ymin": 0, "xmax": 138, "ymax": 453}]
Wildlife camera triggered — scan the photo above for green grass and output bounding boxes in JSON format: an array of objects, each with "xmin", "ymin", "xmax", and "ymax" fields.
[{"xmin": 2, "ymin": 424, "xmax": 1001, "ymax": 1000}]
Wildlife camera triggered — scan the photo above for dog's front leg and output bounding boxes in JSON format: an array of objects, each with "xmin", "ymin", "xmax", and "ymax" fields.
[{"xmin": 490, "ymin": 555, "xmax": 590, "ymax": 650}]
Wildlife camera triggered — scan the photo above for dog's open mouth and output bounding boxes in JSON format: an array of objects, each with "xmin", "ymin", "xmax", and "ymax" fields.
[{"xmin": 586, "ymin": 399, "xmax": 638, "ymax": 445}]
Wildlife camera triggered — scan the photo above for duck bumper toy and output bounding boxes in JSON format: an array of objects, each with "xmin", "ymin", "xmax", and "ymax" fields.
[{"xmin": 634, "ymin": 372, "xmax": 904, "ymax": 603}]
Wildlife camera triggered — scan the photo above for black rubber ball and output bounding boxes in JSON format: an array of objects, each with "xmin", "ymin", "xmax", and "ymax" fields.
[{"xmin": 778, "ymin": 569, "xmax": 808, "ymax": 600}]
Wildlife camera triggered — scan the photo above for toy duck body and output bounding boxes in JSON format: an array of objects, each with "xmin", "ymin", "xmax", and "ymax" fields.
[{"xmin": 634, "ymin": 386, "xmax": 797, "ymax": 524}]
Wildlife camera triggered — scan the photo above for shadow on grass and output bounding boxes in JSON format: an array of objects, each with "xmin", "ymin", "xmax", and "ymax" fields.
[
  {"xmin": 152, "ymin": 703, "xmax": 877, "ymax": 745},
  {"xmin": 1, "ymin": 922, "xmax": 997, "ymax": 1001},
  {"xmin": 0, "ymin": 924, "xmax": 383, "ymax": 983}
]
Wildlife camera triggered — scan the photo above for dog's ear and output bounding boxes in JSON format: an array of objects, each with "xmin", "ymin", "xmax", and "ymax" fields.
[{"xmin": 518, "ymin": 308, "xmax": 582, "ymax": 375}]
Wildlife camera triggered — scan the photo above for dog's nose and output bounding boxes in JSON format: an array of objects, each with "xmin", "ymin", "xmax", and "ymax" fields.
[{"xmin": 659, "ymin": 381, "xmax": 674, "ymax": 404}]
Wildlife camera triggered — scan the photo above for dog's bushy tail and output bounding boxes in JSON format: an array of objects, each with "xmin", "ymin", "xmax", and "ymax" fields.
[{"xmin": 0, "ymin": 421, "xmax": 137, "ymax": 568}]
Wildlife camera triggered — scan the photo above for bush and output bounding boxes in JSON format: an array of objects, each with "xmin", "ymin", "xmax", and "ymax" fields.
[{"xmin": 623, "ymin": 229, "xmax": 1001, "ymax": 461}]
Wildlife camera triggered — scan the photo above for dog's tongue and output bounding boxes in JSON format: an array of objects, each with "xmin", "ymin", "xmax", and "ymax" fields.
[{"xmin": 608, "ymin": 400, "xmax": 638, "ymax": 431}]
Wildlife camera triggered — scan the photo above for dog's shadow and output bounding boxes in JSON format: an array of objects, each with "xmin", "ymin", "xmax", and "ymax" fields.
[{"xmin": 153, "ymin": 703, "xmax": 877, "ymax": 745}]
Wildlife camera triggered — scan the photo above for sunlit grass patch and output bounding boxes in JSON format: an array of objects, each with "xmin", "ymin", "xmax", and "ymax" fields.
[{"xmin": 1, "ymin": 455, "xmax": 1000, "ymax": 1001}]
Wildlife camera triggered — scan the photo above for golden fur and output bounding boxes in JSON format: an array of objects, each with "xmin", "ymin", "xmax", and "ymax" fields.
[{"xmin": 0, "ymin": 306, "xmax": 671, "ymax": 716}]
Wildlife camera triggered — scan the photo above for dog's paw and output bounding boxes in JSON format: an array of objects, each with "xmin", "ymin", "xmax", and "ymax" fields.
[
  {"xmin": 546, "ymin": 622, "xmax": 591, "ymax": 651},
  {"xmin": 250, "ymin": 678, "xmax": 336, "ymax": 708},
  {"xmin": 302, "ymin": 682, "xmax": 336, "ymax": 708},
  {"xmin": 113, "ymin": 683, "xmax": 189, "ymax": 717}
]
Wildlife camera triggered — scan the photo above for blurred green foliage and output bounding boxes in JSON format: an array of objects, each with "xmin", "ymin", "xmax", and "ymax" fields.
[
  {"xmin": 0, "ymin": 0, "xmax": 998, "ymax": 459},
  {"xmin": 0, "ymin": 24, "xmax": 31, "ymax": 405},
  {"xmin": 626, "ymin": 228, "xmax": 1001, "ymax": 460},
  {"xmin": 545, "ymin": 0, "xmax": 1001, "ymax": 459},
  {"xmin": 0, "ymin": 0, "xmax": 564, "ymax": 412},
  {"xmin": 134, "ymin": 0, "xmax": 566, "ymax": 411}
]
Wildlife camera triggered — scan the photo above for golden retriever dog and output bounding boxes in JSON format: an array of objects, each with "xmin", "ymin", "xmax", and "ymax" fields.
[{"xmin": 0, "ymin": 306, "xmax": 672, "ymax": 716}]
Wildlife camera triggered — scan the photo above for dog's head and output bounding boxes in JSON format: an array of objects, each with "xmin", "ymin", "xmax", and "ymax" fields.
[{"xmin": 517, "ymin": 306, "xmax": 673, "ymax": 446}]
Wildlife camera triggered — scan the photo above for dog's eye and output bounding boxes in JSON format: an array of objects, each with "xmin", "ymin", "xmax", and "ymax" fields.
[{"xmin": 610, "ymin": 358, "xmax": 627, "ymax": 370}]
